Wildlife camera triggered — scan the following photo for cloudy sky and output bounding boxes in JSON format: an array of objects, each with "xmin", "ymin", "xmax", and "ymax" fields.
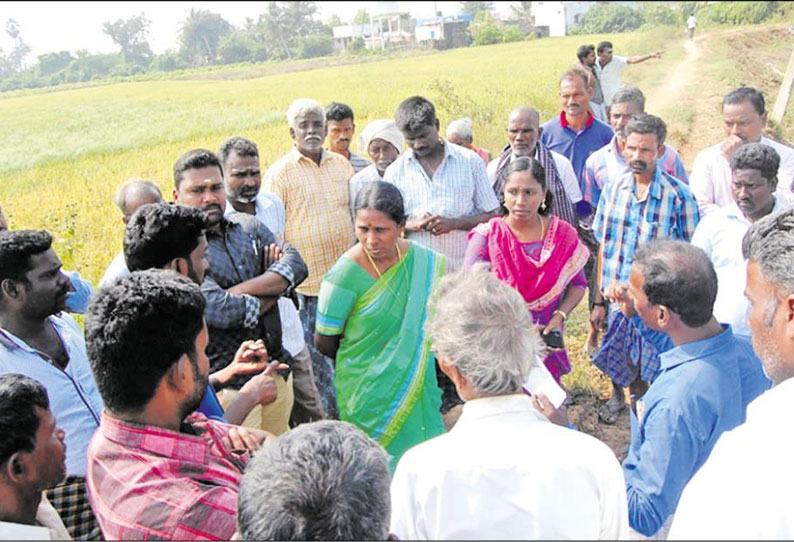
[{"xmin": 2, "ymin": 1, "xmax": 514, "ymax": 60}]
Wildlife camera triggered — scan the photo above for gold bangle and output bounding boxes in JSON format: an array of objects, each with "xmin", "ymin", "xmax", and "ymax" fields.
[{"xmin": 552, "ymin": 309, "xmax": 567, "ymax": 321}]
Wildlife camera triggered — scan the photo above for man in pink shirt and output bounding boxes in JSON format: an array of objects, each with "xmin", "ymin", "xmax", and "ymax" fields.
[{"xmin": 84, "ymin": 270, "xmax": 270, "ymax": 540}]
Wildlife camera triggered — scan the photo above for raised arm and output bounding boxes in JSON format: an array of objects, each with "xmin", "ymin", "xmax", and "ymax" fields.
[{"xmin": 627, "ymin": 51, "xmax": 663, "ymax": 64}]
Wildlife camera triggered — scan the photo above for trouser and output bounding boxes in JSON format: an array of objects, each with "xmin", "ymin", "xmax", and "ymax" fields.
[
  {"xmin": 297, "ymin": 293, "xmax": 340, "ymax": 419},
  {"xmin": 219, "ymin": 373, "xmax": 294, "ymax": 435},
  {"xmin": 289, "ymin": 344, "xmax": 327, "ymax": 426},
  {"xmin": 46, "ymin": 475, "xmax": 103, "ymax": 540}
]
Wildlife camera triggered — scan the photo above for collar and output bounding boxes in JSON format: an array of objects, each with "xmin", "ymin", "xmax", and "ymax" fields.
[
  {"xmin": 99, "ymin": 410, "xmax": 217, "ymax": 464},
  {"xmin": 660, "ymin": 324, "xmax": 734, "ymax": 371},
  {"xmin": 559, "ymin": 110, "xmax": 594, "ymax": 129},
  {"xmin": 0, "ymin": 315, "xmax": 66, "ymax": 354},
  {"xmin": 289, "ymin": 146, "xmax": 327, "ymax": 166},
  {"xmin": 621, "ymin": 167, "xmax": 663, "ymax": 201},
  {"xmin": 510, "ymin": 144, "xmax": 544, "ymax": 162},
  {"xmin": 609, "ymin": 134, "xmax": 623, "ymax": 159},
  {"xmin": 407, "ymin": 138, "xmax": 450, "ymax": 163},
  {"xmin": 456, "ymin": 393, "xmax": 547, "ymax": 427},
  {"xmin": 726, "ymin": 196, "xmax": 784, "ymax": 223}
]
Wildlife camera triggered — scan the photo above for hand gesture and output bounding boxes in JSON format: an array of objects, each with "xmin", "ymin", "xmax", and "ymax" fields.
[
  {"xmin": 263, "ymin": 243, "xmax": 282, "ymax": 269},
  {"xmin": 532, "ymin": 393, "xmax": 570, "ymax": 427},
  {"xmin": 239, "ymin": 359, "xmax": 289, "ymax": 407},
  {"xmin": 222, "ymin": 426, "xmax": 274, "ymax": 454},
  {"xmin": 424, "ymin": 215, "xmax": 458, "ymax": 236},
  {"xmin": 607, "ymin": 283, "xmax": 635, "ymax": 318},
  {"xmin": 720, "ymin": 134, "xmax": 744, "ymax": 160},
  {"xmin": 211, "ymin": 340, "xmax": 269, "ymax": 388}
]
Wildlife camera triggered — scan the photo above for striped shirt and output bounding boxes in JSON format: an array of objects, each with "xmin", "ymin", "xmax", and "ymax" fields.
[
  {"xmin": 224, "ymin": 193, "xmax": 306, "ymax": 356},
  {"xmin": 593, "ymin": 168, "xmax": 700, "ymax": 291},
  {"xmin": 264, "ymin": 147, "xmax": 355, "ymax": 296},
  {"xmin": 383, "ymin": 141, "xmax": 499, "ymax": 272},
  {"xmin": 348, "ymin": 151, "xmax": 371, "ymax": 174},
  {"xmin": 583, "ymin": 135, "xmax": 689, "ymax": 206},
  {"xmin": 86, "ymin": 412, "xmax": 247, "ymax": 541}
]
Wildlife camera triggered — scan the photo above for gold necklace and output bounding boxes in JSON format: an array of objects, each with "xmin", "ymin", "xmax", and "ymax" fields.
[{"xmin": 363, "ymin": 242, "xmax": 406, "ymax": 303}]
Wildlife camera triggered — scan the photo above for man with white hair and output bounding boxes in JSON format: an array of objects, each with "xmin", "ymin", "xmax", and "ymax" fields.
[
  {"xmin": 237, "ymin": 420, "xmax": 392, "ymax": 541},
  {"xmin": 264, "ymin": 98, "xmax": 355, "ymax": 419},
  {"xmin": 390, "ymin": 266, "xmax": 628, "ymax": 540},
  {"xmin": 446, "ymin": 117, "xmax": 491, "ymax": 164},
  {"xmin": 347, "ymin": 119, "xmax": 405, "ymax": 214},
  {"xmin": 98, "ymin": 179, "xmax": 163, "ymax": 289}
]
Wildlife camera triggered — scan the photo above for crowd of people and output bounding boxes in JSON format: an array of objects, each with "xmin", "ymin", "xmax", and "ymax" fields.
[{"xmin": 1, "ymin": 38, "xmax": 794, "ymax": 540}]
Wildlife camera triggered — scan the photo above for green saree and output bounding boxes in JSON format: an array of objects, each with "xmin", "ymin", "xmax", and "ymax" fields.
[{"xmin": 316, "ymin": 241, "xmax": 446, "ymax": 469}]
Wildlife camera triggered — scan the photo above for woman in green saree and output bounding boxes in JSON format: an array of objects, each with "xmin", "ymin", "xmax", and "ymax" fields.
[{"xmin": 314, "ymin": 181, "xmax": 446, "ymax": 469}]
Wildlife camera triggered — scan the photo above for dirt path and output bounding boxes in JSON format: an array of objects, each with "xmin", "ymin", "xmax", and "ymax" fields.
[{"xmin": 646, "ymin": 37, "xmax": 703, "ymax": 114}]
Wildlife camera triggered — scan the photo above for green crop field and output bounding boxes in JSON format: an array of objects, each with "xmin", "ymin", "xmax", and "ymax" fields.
[{"xmin": 1, "ymin": 24, "xmax": 792, "ymax": 434}]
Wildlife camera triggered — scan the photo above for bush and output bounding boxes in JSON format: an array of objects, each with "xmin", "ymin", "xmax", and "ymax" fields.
[
  {"xmin": 571, "ymin": 4, "xmax": 645, "ymax": 34},
  {"xmin": 296, "ymin": 34, "xmax": 334, "ymax": 59},
  {"xmin": 149, "ymin": 51, "xmax": 188, "ymax": 72},
  {"xmin": 502, "ymin": 25, "xmax": 526, "ymax": 43},
  {"xmin": 469, "ymin": 11, "xmax": 503, "ymax": 46},
  {"xmin": 218, "ymin": 32, "xmax": 257, "ymax": 64},
  {"xmin": 698, "ymin": 1, "xmax": 779, "ymax": 25},
  {"xmin": 348, "ymin": 36, "xmax": 366, "ymax": 54},
  {"xmin": 640, "ymin": 3, "xmax": 680, "ymax": 26}
]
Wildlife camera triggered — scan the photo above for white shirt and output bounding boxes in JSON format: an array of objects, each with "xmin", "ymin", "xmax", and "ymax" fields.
[
  {"xmin": 383, "ymin": 142, "xmax": 499, "ymax": 272},
  {"xmin": 689, "ymin": 136, "xmax": 794, "ymax": 216},
  {"xmin": 691, "ymin": 197, "xmax": 789, "ymax": 337},
  {"xmin": 668, "ymin": 376, "xmax": 792, "ymax": 540},
  {"xmin": 687, "ymin": 15, "xmax": 697, "ymax": 29},
  {"xmin": 486, "ymin": 149, "xmax": 584, "ymax": 203},
  {"xmin": 224, "ymin": 193, "xmax": 306, "ymax": 356},
  {"xmin": 594, "ymin": 55, "xmax": 629, "ymax": 105},
  {"xmin": 390, "ymin": 393, "xmax": 629, "ymax": 540},
  {"xmin": 348, "ymin": 163, "xmax": 383, "ymax": 217},
  {"xmin": 98, "ymin": 251, "xmax": 130, "ymax": 289}
]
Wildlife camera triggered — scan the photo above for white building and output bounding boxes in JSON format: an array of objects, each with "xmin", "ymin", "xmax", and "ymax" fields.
[{"xmin": 531, "ymin": 1, "xmax": 596, "ymax": 37}]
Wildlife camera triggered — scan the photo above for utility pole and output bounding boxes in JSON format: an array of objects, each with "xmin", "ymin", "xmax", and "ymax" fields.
[{"xmin": 771, "ymin": 44, "xmax": 794, "ymax": 124}]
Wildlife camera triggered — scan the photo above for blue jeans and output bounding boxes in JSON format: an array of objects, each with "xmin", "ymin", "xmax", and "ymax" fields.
[{"xmin": 297, "ymin": 293, "xmax": 339, "ymax": 419}]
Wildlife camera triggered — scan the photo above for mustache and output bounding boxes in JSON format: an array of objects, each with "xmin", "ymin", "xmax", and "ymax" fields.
[
  {"xmin": 201, "ymin": 203, "xmax": 223, "ymax": 214},
  {"xmin": 629, "ymin": 160, "xmax": 649, "ymax": 172}
]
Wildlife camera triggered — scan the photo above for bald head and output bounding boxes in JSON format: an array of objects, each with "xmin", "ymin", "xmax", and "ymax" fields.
[
  {"xmin": 507, "ymin": 106, "xmax": 542, "ymax": 157},
  {"xmin": 114, "ymin": 180, "xmax": 164, "ymax": 224}
]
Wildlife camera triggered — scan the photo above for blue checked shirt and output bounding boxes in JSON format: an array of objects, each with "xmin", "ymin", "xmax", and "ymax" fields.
[
  {"xmin": 593, "ymin": 168, "xmax": 699, "ymax": 291},
  {"xmin": 202, "ymin": 213, "xmax": 307, "ymax": 387}
]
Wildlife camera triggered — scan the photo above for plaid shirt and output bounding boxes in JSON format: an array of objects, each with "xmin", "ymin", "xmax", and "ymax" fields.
[
  {"xmin": 383, "ymin": 141, "xmax": 499, "ymax": 272},
  {"xmin": 202, "ymin": 213, "xmax": 307, "ymax": 383},
  {"xmin": 86, "ymin": 412, "xmax": 247, "ymax": 541},
  {"xmin": 583, "ymin": 135, "xmax": 689, "ymax": 206},
  {"xmin": 593, "ymin": 167, "xmax": 699, "ymax": 291},
  {"xmin": 265, "ymin": 147, "xmax": 355, "ymax": 296}
]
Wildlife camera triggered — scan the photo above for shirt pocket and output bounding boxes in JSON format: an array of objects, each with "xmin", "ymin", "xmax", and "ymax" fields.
[{"xmin": 436, "ymin": 174, "xmax": 475, "ymax": 217}]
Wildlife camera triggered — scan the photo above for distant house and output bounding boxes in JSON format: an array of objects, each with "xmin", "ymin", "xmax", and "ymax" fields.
[
  {"xmin": 531, "ymin": 1, "xmax": 595, "ymax": 36},
  {"xmin": 414, "ymin": 14, "xmax": 473, "ymax": 50},
  {"xmin": 332, "ymin": 24, "xmax": 375, "ymax": 53}
]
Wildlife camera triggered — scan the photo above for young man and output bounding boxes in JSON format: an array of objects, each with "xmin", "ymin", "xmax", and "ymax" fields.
[
  {"xmin": 0, "ymin": 374, "xmax": 70, "ymax": 540},
  {"xmin": 85, "ymin": 270, "xmax": 269, "ymax": 540},
  {"xmin": 617, "ymin": 240, "xmax": 769, "ymax": 537},
  {"xmin": 594, "ymin": 41, "xmax": 663, "ymax": 105},
  {"xmin": 173, "ymin": 148, "xmax": 308, "ymax": 435},
  {"xmin": 326, "ymin": 102, "xmax": 370, "ymax": 173},
  {"xmin": 0, "ymin": 229, "xmax": 103, "ymax": 540}
]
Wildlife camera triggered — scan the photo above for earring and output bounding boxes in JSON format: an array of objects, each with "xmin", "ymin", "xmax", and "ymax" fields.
[{"xmin": 540, "ymin": 201, "xmax": 547, "ymax": 212}]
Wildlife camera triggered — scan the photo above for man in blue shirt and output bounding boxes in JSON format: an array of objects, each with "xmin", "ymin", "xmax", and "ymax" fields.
[{"xmin": 615, "ymin": 239, "xmax": 770, "ymax": 537}]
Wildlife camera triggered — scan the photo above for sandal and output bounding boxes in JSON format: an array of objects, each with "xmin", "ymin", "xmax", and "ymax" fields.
[{"xmin": 597, "ymin": 400, "xmax": 624, "ymax": 425}]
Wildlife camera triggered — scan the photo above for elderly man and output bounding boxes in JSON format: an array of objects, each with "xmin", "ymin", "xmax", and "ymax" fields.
[
  {"xmin": 690, "ymin": 86, "xmax": 794, "ymax": 216},
  {"xmin": 693, "ymin": 143, "xmax": 789, "ymax": 337},
  {"xmin": 488, "ymin": 105, "xmax": 583, "ymax": 227},
  {"xmin": 583, "ymin": 85, "xmax": 688, "ymax": 208},
  {"xmin": 446, "ymin": 117, "xmax": 491, "ymax": 164},
  {"xmin": 348, "ymin": 119, "xmax": 405, "ymax": 214},
  {"xmin": 220, "ymin": 136, "xmax": 326, "ymax": 425},
  {"xmin": 541, "ymin": 67, "xmax": 614, "ymax": 205},
  {"xmin": 0, "ymin": 374, "xmax": 70, "ymax": 540},
  {"xmin": 237, "ymin": 420, "xmax": 392, "ymax": 541},
  {"xmin": 174, "ymin": 148, "xmax": 308, "ymax": 435},
  {"xmin": 577, "ymin": 44, "xmax": 606, "ymax": 121},
  {"xmin": 383, "ymin": 96, "xmax": 499, "ymax": 273},
  {"xmin": 389, "ymin": 266, "xmax": 628, "ymax": 539},
  {"xmin": 85, "ymin": 270, "xmax": 269, "ymax": 540},
  {"xmin": 0, "ymin": 230, "xmax": 104, "ymax": 540},
  {"xmin": 326, "ymin": 102, "xmax": 370, "ymax": 173},
  {"xmin": 594, "ymin": 41, "xmax": 663, "ymax": 105},
  {"xmin": 615, "ymin": 240, "xmax": 769, "ymax": 538},
  {"xmin": 265, "ymin": 98, "xmax": 355, "ymax": 419},
  {"xmin": 98, "ymin": 179, "xmax": 163, "ymax": 289},
  {"xmin": 669, "ymin": 208, "xmax": 794, "ymax": 539},
  {"xmin": 593, "ymin": 114, "xmax": 699, "ymax": 424}
]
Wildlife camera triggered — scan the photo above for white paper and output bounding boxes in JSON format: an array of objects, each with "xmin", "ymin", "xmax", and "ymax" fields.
[{"xmin": 523, "ymin": 355, "xmax": 567, "ymax": 409}]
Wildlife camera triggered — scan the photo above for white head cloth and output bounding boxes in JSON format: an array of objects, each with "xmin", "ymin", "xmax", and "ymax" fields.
[{"xmin": 357, "ymin": 119, "xmax": 405, "ymax": 155}]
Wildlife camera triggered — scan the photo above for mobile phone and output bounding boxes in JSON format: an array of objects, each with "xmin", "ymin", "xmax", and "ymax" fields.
[{"xmin": 541, "ymin": 330, "xmax": 565, "ymax": 350}]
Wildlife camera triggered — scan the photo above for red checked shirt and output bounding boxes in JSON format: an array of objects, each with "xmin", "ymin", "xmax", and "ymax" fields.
[{"xmin": 86, "ymin": 411, "xmax": 248, "ymax": 541}]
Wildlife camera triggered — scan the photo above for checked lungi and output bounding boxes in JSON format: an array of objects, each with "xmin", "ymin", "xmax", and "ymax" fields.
[{"xmin": 46, "ymin": 475, "xmax": 103, "ymax": 540}]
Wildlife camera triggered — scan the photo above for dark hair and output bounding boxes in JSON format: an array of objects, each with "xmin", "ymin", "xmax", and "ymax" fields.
[
  {"xmin": 0, "ymin": 230, "xmax": 53, "ymax": 284},
  {"xmin": 500, "ymin": 157, "xmax": 553, "ymax": 217},
  {"xmin": 625, "ymin": 113, "xmax": 667, "ymax": 146},
  {"xmin": 560, "ymin": 66, "xmax": 590, "ymax": 89},
  {"xmin": 124, "ymin": 203, "xmax": 208, "ymax": 272},
  {"xmin": 597, "ymin": 41, "xmax": 613, "ymax": 54},
  {"xmin": 576, "ymin": 44, "xmax": 594, "ymax": 62},
  {"xmin": 723, "ymin": 86, "xmax": 766, "ymax": 116},
  {"xmin": 173, "ymin": 149, "xmax": 224, "ymax": 190},
  {"xmin": 634, "ymin": 240, "xmax": 717, "ymax": 327},
  {"xmin": 218, "ymin": 137, "xmax": 259, "ymax": 165},
  {"xmin": 730, "ymin": 143, "xmax": 780, "ymax": 189},
  {"xmin": 325, "ymin": 102, "xmax": 355, "ymax": 123},
  {"xmin": 395, "ymin": 96, "xmax": 436, "ymax": 133},
  {"xmin": 0, "ymin": 374, "xmax": 49, "ymax": 466},
  {"xmin": 85, "ymin": 270, "xmax": 206, "ymax": 413},
  {"xmin": 742, "ymin": 207, "xmax": 794, "ymax": 294},
  {"xmin": 238, "ymin": 420, "xmax": 391, "ymax": 541},
  {"xmin": 354, "ymin": 182, "xmax": 406, "ymax": 226}
]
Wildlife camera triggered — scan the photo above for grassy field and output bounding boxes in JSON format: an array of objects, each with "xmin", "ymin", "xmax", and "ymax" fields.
[{"xmin": 1, "ymin": 24, "xmax": 792, "ymax": 432}]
